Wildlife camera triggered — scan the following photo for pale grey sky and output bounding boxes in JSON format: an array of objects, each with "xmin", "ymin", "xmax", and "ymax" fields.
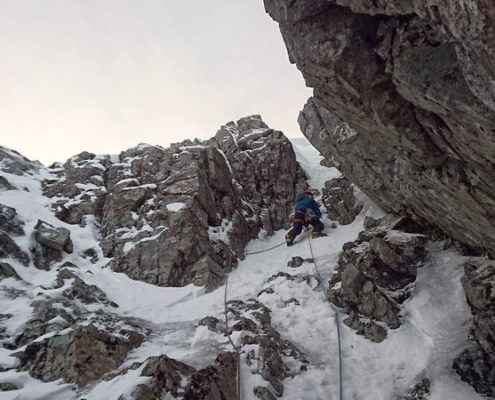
[{"xmin": 0, "ymin": 0, "xmax": 311, "ymax": 165}]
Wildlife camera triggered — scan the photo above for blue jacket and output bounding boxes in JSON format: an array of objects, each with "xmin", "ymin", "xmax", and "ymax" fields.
[{"xmin": 294, "ymin": 194, "xmax": 321, "ymax": 219}]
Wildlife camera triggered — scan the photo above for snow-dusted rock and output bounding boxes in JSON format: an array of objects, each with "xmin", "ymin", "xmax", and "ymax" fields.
[
  {"xmin": 43, "ymin": 115, "xmax": 304, "ymax": 290},
  {"xmin": 0, "ymin": 231, "xmax": 29, "ymax": 266},
  {"xmin": 130, "ymin": 355, "xmax": 195, "ymax": 399},
  {"xmin": 0, "ymin": 204, "xmax": 25, "ymax": 236},
  {"xmin": 183, "ymin": 352, "xmax": 239, "ymax": 400},
  {"xmin": 32, "ymin": 220, "xmax": 73, "ymax": 270},
  {"xmin": 328, "ymin": 216, "xmax": 427, "ymax": 341},
  {"xmin": 19, "ymin": 325, "xmax": 143, "ymax": 387},
  {"xmin": 0, "ymin": 146, "xmax": 39, "ymax": 176},
  {"xmin": 322, "ymin": 176, "xmax": 362, "ymax": 225}
]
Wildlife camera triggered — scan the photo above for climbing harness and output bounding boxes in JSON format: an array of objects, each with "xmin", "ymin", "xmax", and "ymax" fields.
[
  {"xmin": 224, "ymin": 274, "xmax": 242, "ymax": 400},
  {"xmin": 307, "ymin": 236, "xmax": 344, "ymax": 400}
]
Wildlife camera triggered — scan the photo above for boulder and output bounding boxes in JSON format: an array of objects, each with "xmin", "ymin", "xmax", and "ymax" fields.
[
  {"xmin": 328, "ymin": 216, "xmax": 427, "ymax": 340},
  {"xmin": 32, "ymin": 220, "xmax": 73, "ymax": 270}
]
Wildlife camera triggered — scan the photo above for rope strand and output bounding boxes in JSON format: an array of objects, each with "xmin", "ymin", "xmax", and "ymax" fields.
[
  {"xmin": 307, "ymin": 236, "xmax": 343, "ymax": 400},
  {"xmin": 224, "ymin": 274, "xmax": 242, "ymax": 400}
]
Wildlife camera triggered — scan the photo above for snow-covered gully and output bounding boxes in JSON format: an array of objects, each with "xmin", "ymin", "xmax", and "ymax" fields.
[{"xmin": 0, "ymin": 139, "xmax": 488, "ymax": 400}]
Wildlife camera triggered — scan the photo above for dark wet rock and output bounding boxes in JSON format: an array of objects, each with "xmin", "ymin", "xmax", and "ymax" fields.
[
  {"xmin": 453, "ymin": 257, "xmax": 495, "ymax": 396},
  {"xmin": 399, "ymin": 378, "xmax": 431, "ymax": 400},
  {"xmin": 343, "ymin": 311, "xmax": 387, "ymax": 343},
  {"xmin": 0, "ymin": 146, "xmax": 39, "ymax": 176},
  {"xmin": 81, "ymin": 248, "xmax": 99, "ymax": 264},
  {"xmin": 453, "ymin": 346, "xmax": 495, "ymax": 397},
  {"xmin": 0, "ymin": 204, "xmax": 24, "ymax": 236},
  {"xmin": 183, "ymin": 352, "xmax": 238, "ymax": 400},
  {"xmin": 198, "ymin": 316, "xmax": 220, "ymax": 332},
  {"xmin": 287, "ymin": 256, "xmax": 304, "ymax": 268},
  {"xmin": 0, "ymin": 232, "xmax": 30, "ymax": 266},
  {"xmin": 328, "ymin": 217, "xmax": 427, "ymax": 341},
  {"xmin": 363, "ymin": 216, "xmax": 381, "ymax": 230},
  {"xmin": 32, "ymin": 220, "xmax": 73, "ymax": 270},
  {"xmin": 258, "ymin": 287, "xmax": 275, "ymax": 297},
  {"xmin": 255, "ymin": 386, "xmax": 278, "ymax": 400},
  {"xmin": 0, "ymin": 176, "xmax": 16, "ymax": 191},
  {"xmin": 19, "ymin": 325, "xmax": 143, "ymax": 387},
  {"xmin": 0, "ymin": 262, "xmax": 20, "ymax": 281},
  {"xmin": 0, "ymin": 382, "xmax": 19, "ymax": 391},
  {"xmin": 265, "ymin": 0, "xmax": 495, "ymax": 258},
  {"xmin": 322, "ymin": 176, "xmax": 362, "ymax": 225}
]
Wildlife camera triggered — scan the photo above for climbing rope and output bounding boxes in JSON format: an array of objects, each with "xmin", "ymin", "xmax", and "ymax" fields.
[
  {"xmin": 307, "ymin": 236, "xmax": 344, "ymax": 400},
  {"xmin": 224, "ymin": 274, "xmax": 242, "ymax": 400},
  {"xmin": 244, "ymin": 241, "xmax": 285, "ymax": 255}
]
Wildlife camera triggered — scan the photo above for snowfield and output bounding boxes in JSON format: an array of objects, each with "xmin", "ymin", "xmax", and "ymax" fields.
[{"xmin": 0, "ymin": 138, "xmax": 485, "ymax": 400}]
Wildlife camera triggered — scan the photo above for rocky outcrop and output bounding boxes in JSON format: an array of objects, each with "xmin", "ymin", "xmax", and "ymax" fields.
[
  {"xmin": 0, "ymin": 204, "xmax": 25, "ymax": 236},
  {"xmin": 0, "ymin": 204, "xmax": 29, "ymax": 266},
  {"xmin": 0, "ymin": 146, "xmax": 39, "ymax": 176},
  {"xmin": 32, "ymin": 220, "xmax": 73, "ymax": 270},
  {"xmin": 328, "ymin": 215, "xmax": 427, "ymax": 341},
  {"xmin": 54, "ymin": 268, "xmax": 118, "ymax": 307},
  {"xmin": 264, "ymin": 0, "xmax": 495, "ymax": 257},
  {"xmin": 183, "ymin": 352, "xmax": 239, "ymax": 400},
  {"xmin": 44, "ymin": 116, "xmax": 305, "ymax": 289},
  {"xmin": 130, "ymin": 355, "xmax": 195, "ymax": 399},
  {"xmin": 19, "ymin": 325, "xmax": 143, "ymax": 387},
  {"xmin": 453, "ymin": 257, "xmax": 495, "ymax": 396},
  {"xmin": 201, "ymin": 295, "xmax": 308, "ymax": 399},
  {"xmin": 322, "ymin": 176, "xmax": 362, "ymax": 225},
  {"xmin": 43, "ymin": 152, "xmax": 110, "ymax": 225}
]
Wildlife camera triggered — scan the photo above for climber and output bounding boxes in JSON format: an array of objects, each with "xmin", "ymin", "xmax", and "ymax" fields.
[{"xmin": 285, "ymin": 190, "xmax": 325, "ymax": 246}]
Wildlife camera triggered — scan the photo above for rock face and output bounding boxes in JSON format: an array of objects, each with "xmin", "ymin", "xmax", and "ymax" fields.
[
  {"xmin": 264, "ymin": 0, "xmax": 495, "ymax": 257},
  {"xmin": 19, "ymin": 325, "xmax": 143, "ymax": 387},
  {"xmin": 44, "ymin": 116, "xmax": 305, "ymax": 289},
  {"xmin": 322, "ymin": 176, "xmax": 362, "ymax": 225},
  {"xmin": 328, "ymin": 215, "xmax": 427, "ymax": 341},
  {"xmin": 453, "ymin": 257, "xmax": 495, "ymax": 396}
]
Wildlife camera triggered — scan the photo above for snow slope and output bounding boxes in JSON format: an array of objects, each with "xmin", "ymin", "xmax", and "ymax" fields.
[{"xmin": 0, "ymin": 138, "xmax": 484, "ymax": 400}]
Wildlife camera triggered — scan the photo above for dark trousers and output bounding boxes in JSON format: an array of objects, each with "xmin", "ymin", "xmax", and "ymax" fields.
[{"xmin": 288, "ymin": 213, "xmax": 324, "ymax": 239}]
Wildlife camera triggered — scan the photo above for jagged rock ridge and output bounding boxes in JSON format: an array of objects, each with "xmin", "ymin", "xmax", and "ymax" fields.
[{"xmin": 43, "ymin": 115, "xmax": 306, "ymax": 289}]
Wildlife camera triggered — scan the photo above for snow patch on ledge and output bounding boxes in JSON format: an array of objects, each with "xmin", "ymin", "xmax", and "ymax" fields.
[{"xmin": 166, "ymin": 202, "xmax": 186, "ymax": 212}]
